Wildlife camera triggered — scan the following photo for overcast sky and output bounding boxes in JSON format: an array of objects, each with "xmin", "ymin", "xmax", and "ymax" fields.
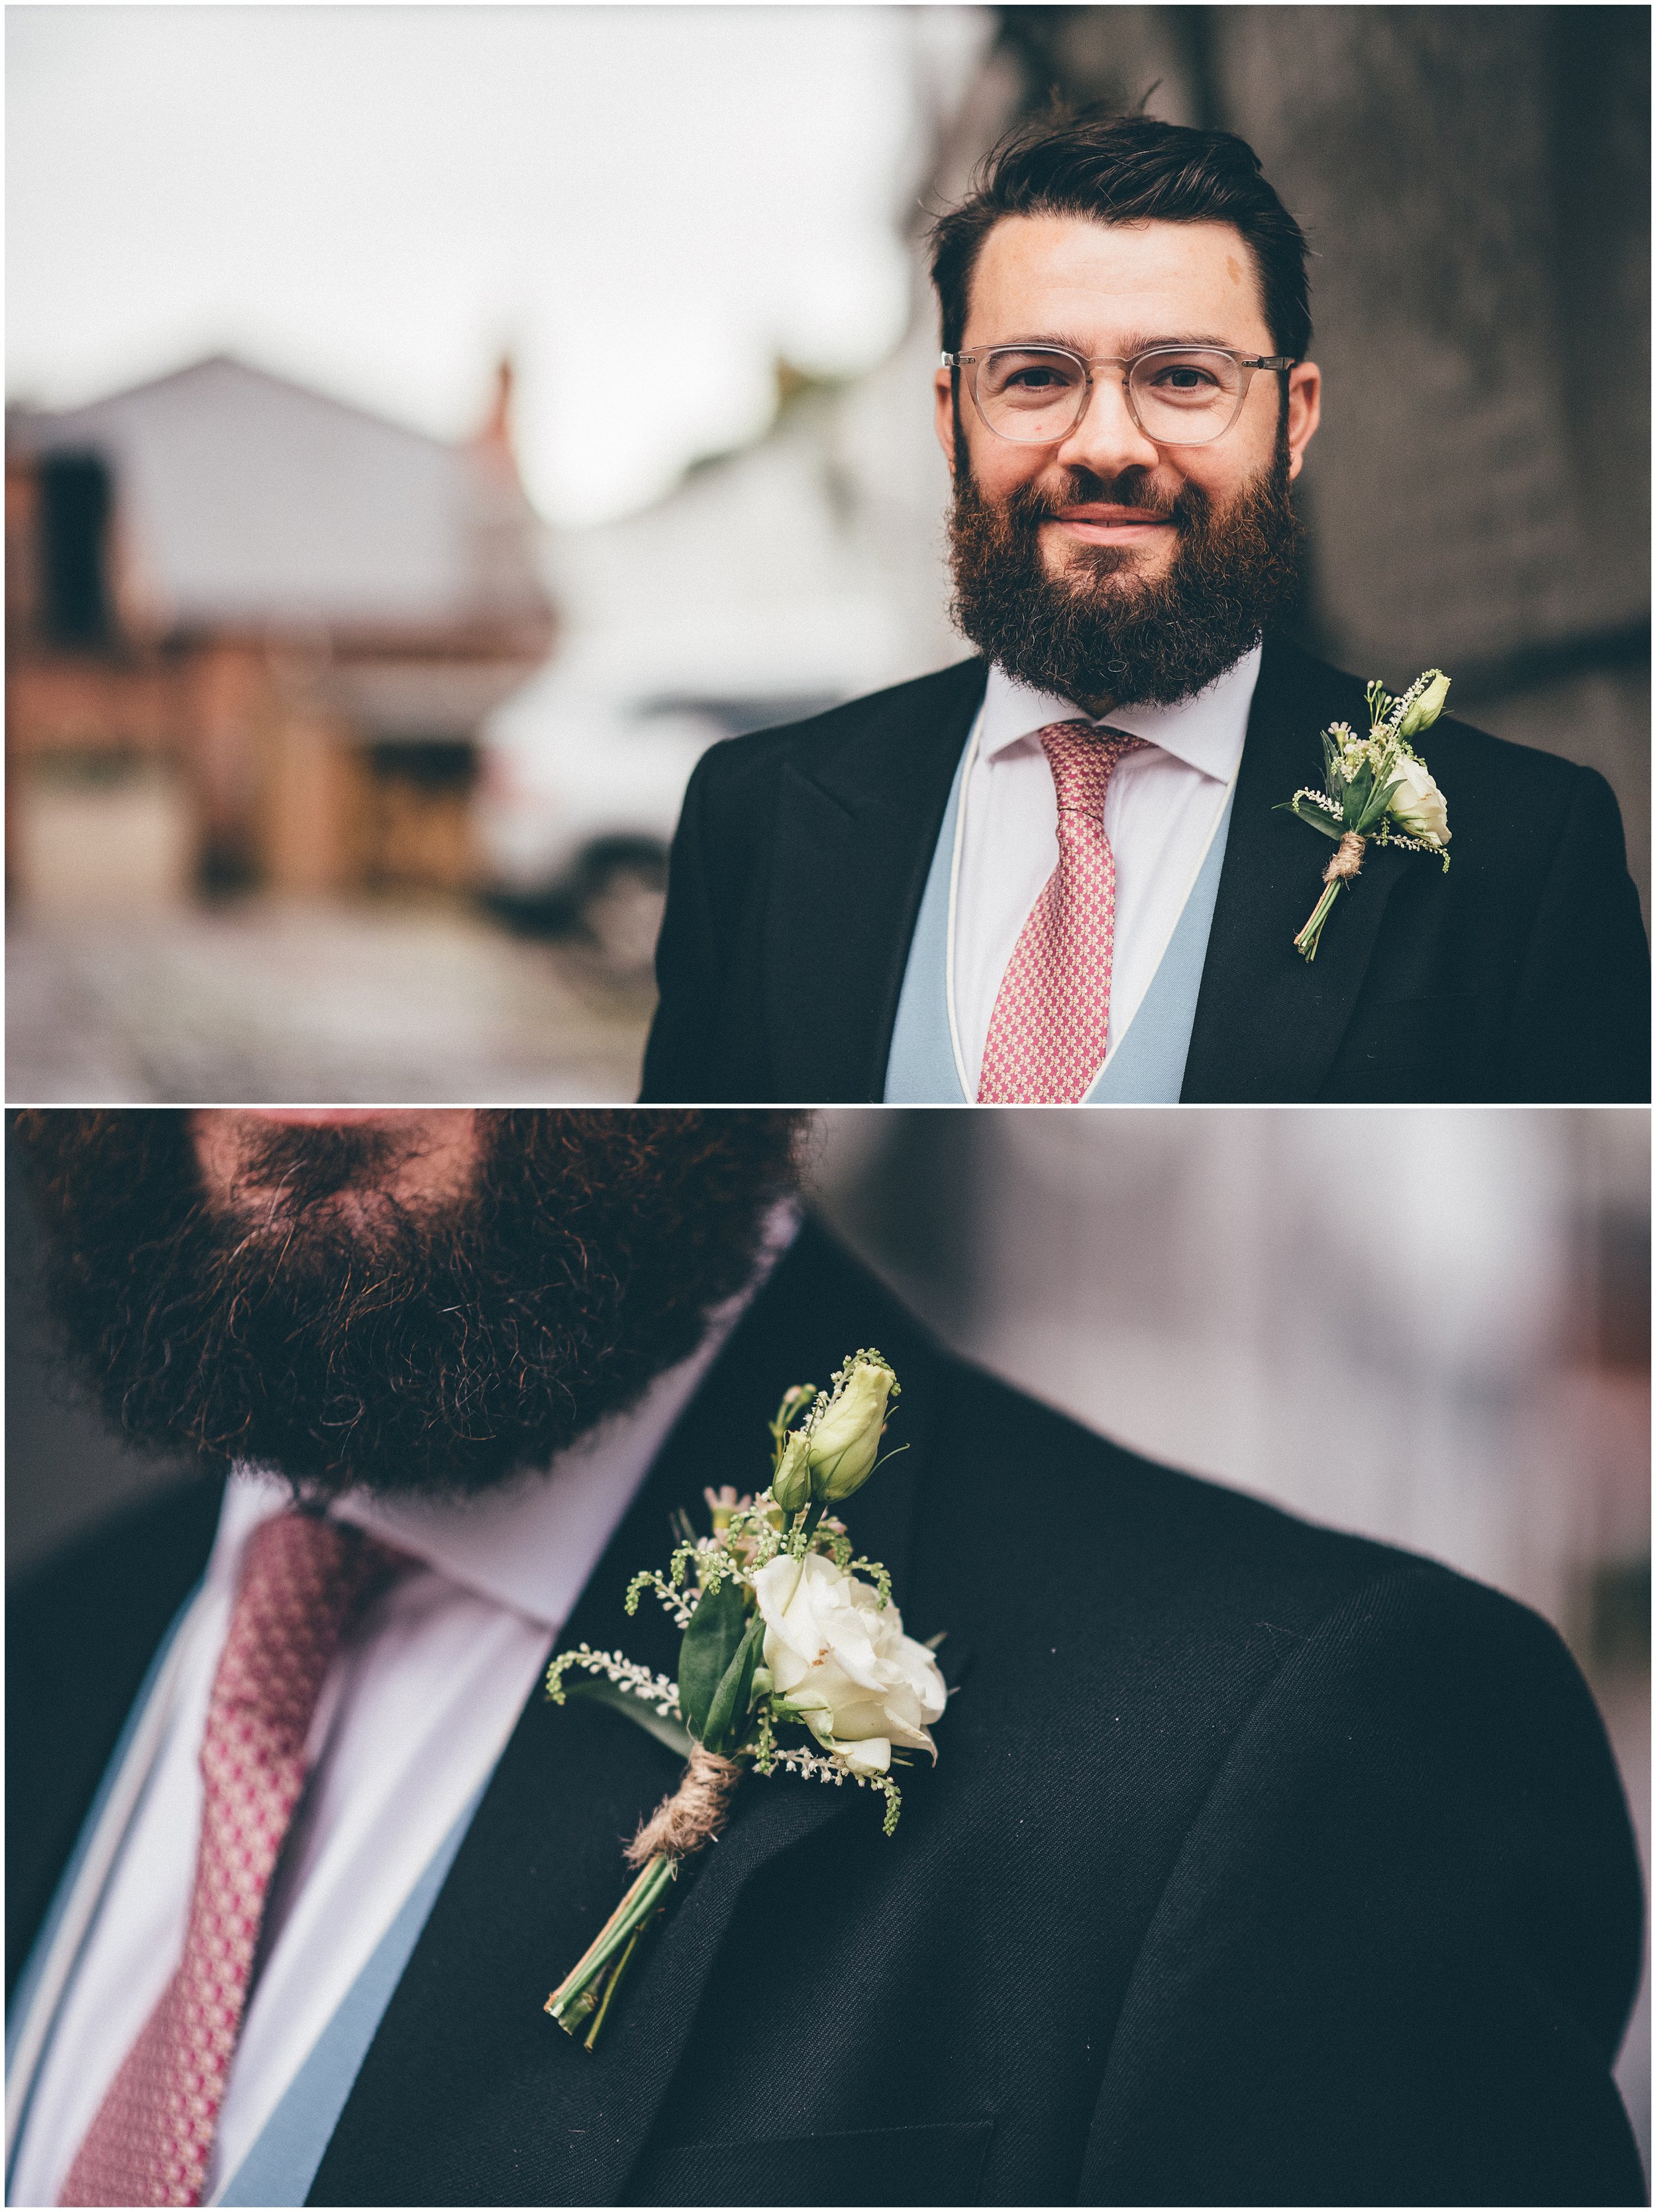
[{"xmin": 7, "ymin": 5, "xmax": 984, "ymax": 523}]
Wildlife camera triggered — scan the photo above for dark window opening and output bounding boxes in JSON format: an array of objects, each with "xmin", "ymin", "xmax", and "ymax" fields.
[
  {"xmin": 38, "ymin": 452, "xmax": 113, "ymax": 648},
  {"xmin": 366, "ymin": 738, "xmax": 477, "ymax": 789}
]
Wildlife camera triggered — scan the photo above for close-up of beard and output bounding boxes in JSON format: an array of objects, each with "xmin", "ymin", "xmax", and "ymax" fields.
[
  {"xmin": 947, "ymin": 429, "xmax": 1304, "ymax": 709},
  {"xmin": 13, "ymin": 1109, "xmax": 802, "ymax": 1503}
]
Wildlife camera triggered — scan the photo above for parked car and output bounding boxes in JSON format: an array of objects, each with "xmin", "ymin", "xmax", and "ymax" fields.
[{"xmin": 476, "ymin": 682, "xmax": 838, "ymax": 974}]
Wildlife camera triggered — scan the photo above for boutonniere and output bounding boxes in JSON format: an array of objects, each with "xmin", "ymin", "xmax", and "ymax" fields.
[
  {"xmin": 1276, "ymin": 668, "xmax": 1453, "ymax": 960},
  {"xmin": 543, "ymin": 1348, "xmax": 947, "ymax": 2049}
]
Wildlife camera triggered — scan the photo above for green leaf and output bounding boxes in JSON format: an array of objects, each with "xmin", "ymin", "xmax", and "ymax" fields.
[
  {"xmin": 563, "ymin": 1672, "xmax": 694, "ymax": 1758},
  {"xmin": 701, "ymin": 1611, "xmax": 766, "ymax": 1755},
  {"xmin": 1276, "ymin": 797, "xmax": 1342, "ymax": 841},
  {"xmin": 1355, "ymin": 772, "xmax": 1403, "ymax": 834},
  {"xmin": 678, "ymin": 1574, "xmax": 750, "ymax": 1742}
]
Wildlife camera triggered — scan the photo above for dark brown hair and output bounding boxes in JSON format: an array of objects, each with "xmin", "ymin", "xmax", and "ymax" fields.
[{"xmin": 929, "ymin": 108, "xmax": 1312, "ymax": 362}]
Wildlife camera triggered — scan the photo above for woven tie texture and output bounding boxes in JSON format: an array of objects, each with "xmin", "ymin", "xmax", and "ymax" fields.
[
  {"xmin": 978, "ymin": 719, "xmax": 1146, "ymax": 1104},
  {"xmin": 59, "ymin": 1513, "xmax": 403, "ymax": 2209}
]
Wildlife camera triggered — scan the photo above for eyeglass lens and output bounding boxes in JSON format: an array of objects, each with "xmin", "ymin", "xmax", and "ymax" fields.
[{"xmin": 974, "ymin": 349, "xmax": 1247, "ymax": 446}]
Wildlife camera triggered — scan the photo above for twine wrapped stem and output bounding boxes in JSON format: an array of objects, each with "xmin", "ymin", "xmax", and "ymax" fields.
[
  {"xmin": 625, "ymin": 1742, "xmax": 742, "ymax": 1866},
  {"xmin": 1294, "ymin": 832, "xmax": 1368, "ymax": 962},
  {"xmin": 546, "ymin": 1745, "xmax": 745, "ymax": 2046}
]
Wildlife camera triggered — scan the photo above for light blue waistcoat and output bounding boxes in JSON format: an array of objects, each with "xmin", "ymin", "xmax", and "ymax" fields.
[
  {"xmin": 216, "ymin": 1795, "xmax": 480, "ymax": 2205},
  {"xmin": 884, "ymin": 735, "xmax": 1235, "ymax": 1104}
]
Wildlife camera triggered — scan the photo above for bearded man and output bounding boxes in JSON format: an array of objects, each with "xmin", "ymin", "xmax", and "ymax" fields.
[
  {"xmin": 5, "ymin": 1106, "xmax": 1645, "ymax": 2207},
  {"xmin": 639, "ymin": 111, "xmax": 1648, "ymax": 1106}
]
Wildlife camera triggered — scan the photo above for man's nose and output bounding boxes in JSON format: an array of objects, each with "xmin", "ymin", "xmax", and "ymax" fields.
[{"xmin": 1053, "ymin": 370, "xmax": 1162, "ymax": 478}]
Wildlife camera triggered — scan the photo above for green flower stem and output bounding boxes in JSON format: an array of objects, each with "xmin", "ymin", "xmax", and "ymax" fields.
[
  {"xmin": 580, "ymin": 1921, "xmax": 646, "ymax": 2052},
  {"xmin": 544, "ymin": 1851, "xmax": 675, "ymax": 2044},
  {"xmin": 1293, "ymin": 877, "xmax": 1344, "ymax": 962}
]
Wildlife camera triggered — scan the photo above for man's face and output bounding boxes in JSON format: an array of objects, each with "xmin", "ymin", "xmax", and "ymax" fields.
[
  {"xmin": 934, "ymin": 214, "xmax": 1321, "ymax": 709},
  {"xmin": 935, "ymin": 213, "xmax": 1321, "ymax": 578},
  {"xmin": 17, "ymin": 1108, "xmax": 801, "ymax": 1502}
]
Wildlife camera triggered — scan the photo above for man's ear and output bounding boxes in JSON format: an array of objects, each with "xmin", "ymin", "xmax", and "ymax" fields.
[
  {"xmin": 933, "ymin": 366, "xmax": 958, "ymax": 478},
  {"xmin": 1285, "ymin": 360, "xmax": 1321, "ymax": 481}
]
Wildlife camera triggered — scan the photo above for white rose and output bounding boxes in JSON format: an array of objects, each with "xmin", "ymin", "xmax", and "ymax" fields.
[
  {"xmin": 1386, "ymin": 753, "xmax": 1450, "ymax": 844},
  {"xmin": 752, "ymin": 1552, "xmax": 947, "ymax": 1774}
]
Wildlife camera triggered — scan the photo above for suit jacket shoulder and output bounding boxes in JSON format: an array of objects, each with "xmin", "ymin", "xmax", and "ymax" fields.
[
  {"xmin": 692, "ymin": 657, "xmax": 987, "ymax": 788},
  {"xmin": 641, "ymin": 659, "xmax": 988, "ymax": 1101},
  {"xmin": 1268, "ymin": 635, "xmax": 1626, "ymax": 820}
]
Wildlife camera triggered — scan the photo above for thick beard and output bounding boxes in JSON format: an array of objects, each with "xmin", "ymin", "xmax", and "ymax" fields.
[
  {"xmin": 946, "ymin": 428, "xmax": 1303, "ymax": 709},
  {"xmin": 13, "ymin": 1110, "xmax": 802, "ymax": 1503}
]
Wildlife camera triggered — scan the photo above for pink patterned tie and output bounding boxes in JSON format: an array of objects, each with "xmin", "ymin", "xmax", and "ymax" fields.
[
  {"xmin": 60, "ymin": 1513, "xmax": 405, "ymax": 2209},
  {"xmin": 978, "ymin": 720, "xmax": 1147, "ymax": 1103}
]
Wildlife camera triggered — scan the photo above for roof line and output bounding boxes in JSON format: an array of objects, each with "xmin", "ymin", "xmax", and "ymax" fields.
[{"xmin": 19, "ymin": 351, "xmax": 464, "ymax": 456}]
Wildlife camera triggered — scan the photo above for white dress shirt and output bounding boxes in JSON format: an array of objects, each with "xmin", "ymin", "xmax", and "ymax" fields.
[
  {"xmin": 951, "ymin": 644, "xmax": 1262, "ymax": 1095},
  {"xmin": 7, "ymin": 1209, "xmax": 798, "ymax": 2209}
]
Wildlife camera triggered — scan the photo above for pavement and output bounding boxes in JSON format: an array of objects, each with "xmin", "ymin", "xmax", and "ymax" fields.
[{"xmin": 7, "ymin": 898, "xmax": 654, "ymax": 1103}]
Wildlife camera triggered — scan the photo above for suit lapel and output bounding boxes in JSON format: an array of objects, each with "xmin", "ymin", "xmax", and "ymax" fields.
[
  {"xmin": 309, "ymin": 1224, "xmax": 940, "ymax": 2208},
  {"xmin": 1181, "ymin": 636, "xmax": 1412, "ymax": 1101},
  {"xmin": 764, "ymin": 659, "xmax": 987, "ymax": 1102}
]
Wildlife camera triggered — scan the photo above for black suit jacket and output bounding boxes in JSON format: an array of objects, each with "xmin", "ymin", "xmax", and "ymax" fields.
[
  {"xmin": 639, "ymin": 639, "xmax": 1650, "ymax": 1103},
  {"xmin": 9, "ymin": 1225, "xmax": 1646, "ymax": 2205}
]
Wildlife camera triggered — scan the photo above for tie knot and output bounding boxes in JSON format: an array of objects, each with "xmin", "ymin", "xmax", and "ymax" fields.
[
  {"xmin": 1037, "ymin": 719, "xmax": 1145, "ymax": 817},
  {"xmin": 238, "ymin": 1507, "xmax": 405, "ymax": 1620},
  {"xmin": 215, "ymin": 1512, "xmax": 407, "ymax": 1744}
]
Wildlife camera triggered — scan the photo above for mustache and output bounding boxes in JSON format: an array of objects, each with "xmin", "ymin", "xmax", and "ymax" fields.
[
  {"xmin": 1007, "ymin": 469, "xmax": 1200, "ymax": 532},
  {"xmin": 223, "ymin": 1123, "xmax": 408, "ymax": 1213}
]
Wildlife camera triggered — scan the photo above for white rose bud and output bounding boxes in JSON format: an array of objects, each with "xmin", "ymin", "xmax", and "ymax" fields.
[
  {"xmin": 771, "ymin": 1431, "xmax": 812, "ymax": 1517},
  {"xmin": 1387, "ymin": 753, "xmax": 1451, "ymax": 844},
  {"xmin": 805, "ymin": 1354, "xmax": 896, "ymax": 1503},
  {"xmin": 752, "ymin": 1552, "xmax": 947, "ymax": 1772},
  {"xmin": 1397, "ymin": 670, "xmax": 1450, "ymax": 738}
]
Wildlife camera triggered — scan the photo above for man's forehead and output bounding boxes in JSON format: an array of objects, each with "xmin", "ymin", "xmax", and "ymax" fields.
[{"xmin": 964, "ymin": 211, "xmax": 1269, "ymax": 343}]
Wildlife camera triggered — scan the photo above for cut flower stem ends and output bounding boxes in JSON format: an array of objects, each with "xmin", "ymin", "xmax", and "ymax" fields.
[{"xmin": 544, "ymin": 1854, "xmax": 675, "ymax": 2048}]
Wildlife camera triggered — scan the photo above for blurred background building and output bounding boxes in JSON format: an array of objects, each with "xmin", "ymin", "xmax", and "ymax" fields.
[
  {"xmin": 7, "ymin": 5, "xmax": 1647, "ymax": 1100},
  {"xmin": 8, "ymin": 1104, "xmax": 1649, "ymax": 2152},
  {"xmin": 7, "ymin": 356, "xmax": 553, "ymax": 907}
]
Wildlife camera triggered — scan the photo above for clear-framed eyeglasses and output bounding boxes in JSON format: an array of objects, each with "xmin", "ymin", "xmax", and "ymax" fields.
[{"xmin": 941, "ymin": 343, "xmax": 1295, "ymax": 447}]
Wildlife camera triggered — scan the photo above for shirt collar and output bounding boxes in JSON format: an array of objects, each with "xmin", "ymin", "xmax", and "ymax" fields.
[
  {"xmin": 213, "ymin": 1201, "xmax": 802, "ymax": 1633},
  {"xmin": 978, "ymin": 638, "xmax": 1263, "ymax": 783}
]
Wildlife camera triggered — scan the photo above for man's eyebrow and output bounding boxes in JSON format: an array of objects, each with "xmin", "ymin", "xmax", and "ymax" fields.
[{"xmin": 974, "ymin": 330, "xmax": 1245, "ymax": 354}]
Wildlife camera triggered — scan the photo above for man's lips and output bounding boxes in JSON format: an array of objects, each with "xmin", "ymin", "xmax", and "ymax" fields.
[{"xmin": 1044, "ymin": 506, "xmax": 1176, "ymax": 543}]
